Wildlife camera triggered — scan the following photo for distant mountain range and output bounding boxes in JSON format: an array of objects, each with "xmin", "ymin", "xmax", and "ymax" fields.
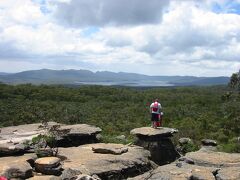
[{"xmin": 0, "ymin": 69, "xmax": 230, "ymax": 86}]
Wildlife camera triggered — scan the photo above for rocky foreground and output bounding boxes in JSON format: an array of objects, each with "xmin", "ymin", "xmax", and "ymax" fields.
[{"xmin": 0, "ymin": 123, "xmax": 239, "ymax": 179}]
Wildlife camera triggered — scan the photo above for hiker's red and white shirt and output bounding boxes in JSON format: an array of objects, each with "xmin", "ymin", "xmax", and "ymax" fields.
[{"xmin": 150, "ymin": 101, "xmax": 162, "ymax": 114}]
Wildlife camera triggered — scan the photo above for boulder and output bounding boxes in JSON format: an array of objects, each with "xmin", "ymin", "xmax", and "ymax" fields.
[
  {"xmin": 35, "ymin": 157, "xmax": 62, "ymax": 176},
  {"xmin": 130, "ymin": 127, "xmax": 180, "ymax": 165},
  {"xmin": 59, "ymin": 143, "xmax": 152, "ymax": 179},
  {"xmin": 0, "ymin": 153, "xmax": 35, "ymax": 179}
]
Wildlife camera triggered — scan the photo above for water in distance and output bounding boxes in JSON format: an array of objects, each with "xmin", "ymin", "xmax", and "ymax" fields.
[{"xmin": 75, "ymin": 80, "xmax": 173, "ymax": 87}]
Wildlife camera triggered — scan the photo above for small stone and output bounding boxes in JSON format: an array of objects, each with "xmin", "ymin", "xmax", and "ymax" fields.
[
  {"xmin": 179, "ymin": 137, "xmax": 192, "ymax": 145},
  {"xmin": 116, "ymin": 135, "xmax": 126, "ymax": 141},
  {"xmin": 201, "ymin": 139, "xmax": 217, "ymax": 146}
]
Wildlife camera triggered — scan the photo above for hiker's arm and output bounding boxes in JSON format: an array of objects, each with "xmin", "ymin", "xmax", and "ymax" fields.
[{"xmin": 149, "ymin": 104, "xmax": 152, "ymax": 113}]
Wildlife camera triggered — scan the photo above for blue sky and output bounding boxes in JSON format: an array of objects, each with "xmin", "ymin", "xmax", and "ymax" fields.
[
  {"xmin": 0, "ymin": 0, "xmax": 239, "ymax": 76},
  {"xmin": 212, "ymin": 1, "xmax": 240, "ymax": 14}
]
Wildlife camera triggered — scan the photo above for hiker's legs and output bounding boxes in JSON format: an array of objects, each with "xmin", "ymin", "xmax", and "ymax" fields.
[
  {"xmin": 151, "ymin": 113, "xmax": 158, "ymax": 128},
  {"xmin": 151, "ymin": 113, "xmax": 155, "ymax": 127}
]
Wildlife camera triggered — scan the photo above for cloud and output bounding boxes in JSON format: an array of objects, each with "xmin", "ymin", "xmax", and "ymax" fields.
[
  {"xmin": 53, "ymin": 0, "xmax": 170, "ymax": 27},
  {"xmin": 0, "ymin": 0, "xmax": 239, "ymax": 76}
]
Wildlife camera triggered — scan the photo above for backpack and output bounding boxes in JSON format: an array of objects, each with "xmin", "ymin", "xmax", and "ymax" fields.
[{"xmin": 152, "ymin": 102, "xmax": 159, "ymax": 112}]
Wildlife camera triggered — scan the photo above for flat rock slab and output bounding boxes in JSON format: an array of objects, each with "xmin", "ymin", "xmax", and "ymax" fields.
[
  {"xmin": 0, "ymin": 122, "xmax": 102, "ymax": 155},
  {"xmin": 92, "ymin": 143, "xmax": 128, "ymax": 155},
  {"xmin": 216, "ymin": 167, "xmax": 240, "ymax": 180},
  {"xmin": 185, "ymin": 151, "xmax": 240, "ymax": 167},
  {"xmin": 59, "ymin": 143, "xmax": 151, "ymax": 179},
  {"xmin": 28, "ymin": 175, "xmax": 61, "ymax": 180},
  {"xmin": 35, "ymin": 157, "xmax": 61, "ymax": 166},
  {"xmin": 130, "ymin": 127, "xmax": 178, "ymax": 139},
  {"xmin": 35, "ymin": 157, "xmax": 62, "ymax": 176},
  {"xmin": 0, "ymin": 153, "xmax": 36, "ymax": 179},
  {"xmin": 58, "ymin": 124, "xmax": 102, "ymax": 136},
  {"xmin": 129, "ymin": 162, "xmax": 216, "ymax": 180}
]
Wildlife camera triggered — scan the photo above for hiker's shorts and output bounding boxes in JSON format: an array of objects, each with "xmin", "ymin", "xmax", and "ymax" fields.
[{"xmin": 151, "ymin": 113, "xmax": 159, "ymax": 121}]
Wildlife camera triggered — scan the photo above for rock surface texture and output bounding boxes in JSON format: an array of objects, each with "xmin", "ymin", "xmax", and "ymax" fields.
[
  {"xmin": 59, "ymin": 143, "xmax": 152, "ymax": 179},
  {"xmin": 130, "ymin": 148, "xmax": 240, "ymax": 180},
  {"xmin": 35, "ymin": 157, "xmax": 62, "ymax": 175},
  {"xmin": 130, "ymin": 127, "xmax": 180, "ymax": 165},
  {"xmin": 0, "ymin": 122, "xmax": 102, "ymax": 155},
  {"xmin": 0, "ymin": 153, "xmax": 36, "ymax": 179},
  {"xmin": 1, "ymin": 124, "xmax": 240, "ymax": 180}
]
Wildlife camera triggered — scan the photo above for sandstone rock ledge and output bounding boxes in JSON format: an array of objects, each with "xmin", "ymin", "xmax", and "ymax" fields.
[
  {"xmin": 59, "ymin": 143, "xmax": 152, "ymax": 179},
  {"xmin": 130, "ymin": 127, "xmax": 178, "ymax": 140},
  {"xmin": 130, "ymin": 149, "xmax": 240, "ymax": 180},
  {"xmin": 185, "ymin": 150, "xmax": 240, "ymax": 168},
  {"xmin": 130, "ymin": 127, "xmax": 180, "ymax": 165},
  {"xmin": 0, "ymin": 122, "xmax": 102, "ymax": 156}
]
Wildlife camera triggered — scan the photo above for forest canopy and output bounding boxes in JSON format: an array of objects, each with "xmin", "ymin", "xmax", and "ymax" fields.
[{"xmin": 0, "ymin": 81, "xmax": 239, "ymax": 152}]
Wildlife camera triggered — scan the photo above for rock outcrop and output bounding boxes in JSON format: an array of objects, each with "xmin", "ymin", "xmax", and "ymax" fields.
[
  {"xmin": 130, "ymin": 127, "xmax": 180, "ymax": 165},
  {"xmin": 59, "ymin": 143, "xmax": 152, "ymax": 179},
  {"xmin": 185, "ymin": 150, "xmax": 240, "ymax": 167},
  {"xmin": 1, "ymin": 123, "xmax": 240, "ymax": 180},
  {"xmin": 56, "ymin": 124, "xmax": 102, "ymax": 147},
  {"xmin": 129, "ymin": 162, "xmax": 216, "ymax": 180},
  {"xmin": 131, "ymin": 148, "xmax": 240, "ymax": 180},
  {"xmin": 0, "ymin": 122, "xmax": 102, "ymax": 155}
]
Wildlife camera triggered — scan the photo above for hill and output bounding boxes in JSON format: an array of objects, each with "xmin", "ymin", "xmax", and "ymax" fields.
[{"xmin": 0, "ymin": 69, "xmax": 230, "ymax": 86}]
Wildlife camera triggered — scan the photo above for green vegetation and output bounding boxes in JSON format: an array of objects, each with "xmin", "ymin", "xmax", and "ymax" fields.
[{"xmin": 0, "ymin": 79, "xmax": 239, "ymax": 152}]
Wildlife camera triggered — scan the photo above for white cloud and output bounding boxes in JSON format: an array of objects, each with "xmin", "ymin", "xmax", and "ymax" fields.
[
  {"xmin": 0, "ymin": 0, "xmax": 239, "ymax": 76},
  {"xmin": 53, "ymin": 0, "xmax": 170, "ymax": 27}
]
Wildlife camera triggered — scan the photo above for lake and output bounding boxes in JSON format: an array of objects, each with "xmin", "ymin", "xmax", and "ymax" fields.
[{"xmin": 75, "ymin": 80, "xmax": 174, "ymax": 87}]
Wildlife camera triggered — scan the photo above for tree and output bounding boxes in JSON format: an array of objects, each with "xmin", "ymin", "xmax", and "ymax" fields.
[{"xmin": 229, "ymin": 70, "xmax": 240, "ymax": 92}]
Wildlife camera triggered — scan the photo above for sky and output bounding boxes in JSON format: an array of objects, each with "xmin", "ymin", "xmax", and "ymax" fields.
[{"xmin": 0, "ymin": 0, "xmax": 240, "ymax": 76}]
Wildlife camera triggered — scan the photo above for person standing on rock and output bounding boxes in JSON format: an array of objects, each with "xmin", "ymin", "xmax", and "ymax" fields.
[{"xmin": 150, "ymin": 99, "xmax": 163, "ymax": 128}]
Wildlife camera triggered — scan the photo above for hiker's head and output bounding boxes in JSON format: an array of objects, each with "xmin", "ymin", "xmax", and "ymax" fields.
[{"xmin": 154, "ymin": 99, "xmax": 159, "ymax": 102}]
